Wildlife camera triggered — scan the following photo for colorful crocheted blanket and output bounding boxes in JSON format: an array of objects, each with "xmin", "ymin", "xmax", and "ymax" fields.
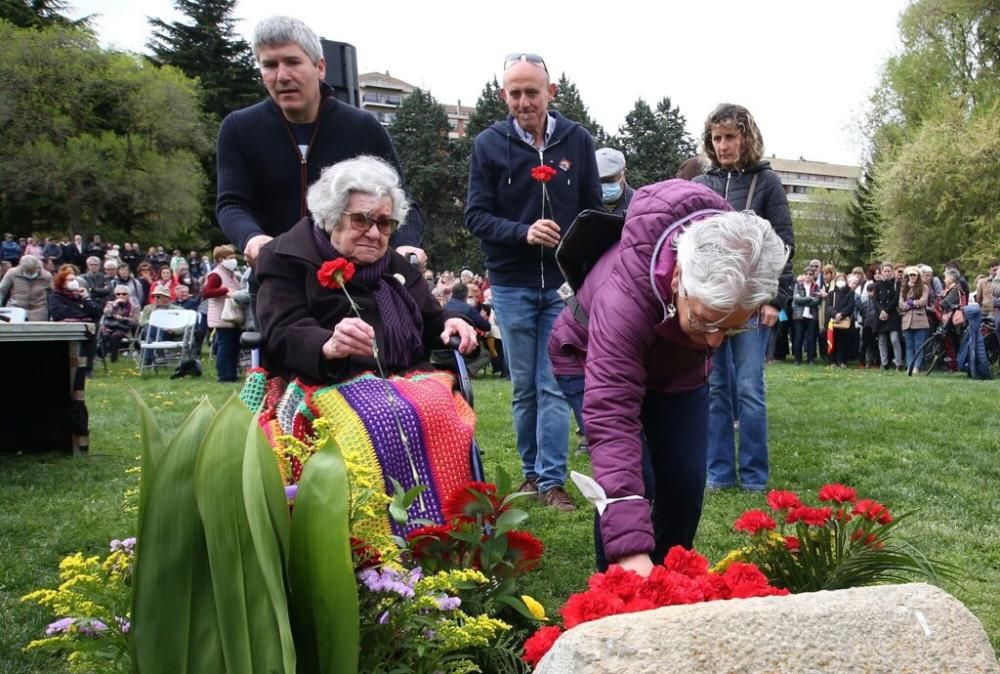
[{"xmin": 242, "ymin": 369, "xmax": 476, "ymax": 537}]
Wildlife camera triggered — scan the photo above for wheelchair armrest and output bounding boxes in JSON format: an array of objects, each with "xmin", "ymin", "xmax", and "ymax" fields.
[{"xmin": 240, "ymin": 331, "xmax": 262, "ymax": 349}]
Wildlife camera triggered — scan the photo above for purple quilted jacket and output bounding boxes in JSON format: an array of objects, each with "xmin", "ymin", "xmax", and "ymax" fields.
[{"xmin": 548, "ymin": 179, "xmax": 732, "ymax": 561}]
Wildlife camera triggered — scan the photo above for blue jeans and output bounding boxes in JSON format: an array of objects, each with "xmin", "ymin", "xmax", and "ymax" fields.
[
  {"xmin": 707, "ymin": 325, "xmax": 771, "ymax": 490},
  {"xmin": 555, "ymin": 374, "xmax": 585, "ymax": 435},
  {"xmin": 594, "ymin": 386, "xmax": 708, "ymax": 570},
  {"xmin": 489, "ymin": 285, "xmax": 569, "ymax": 492},
  {"xmin": 214, "ymin": 327, "xmax": 240, "ymax": 382},
  {"xmin": 904, "ymin": 328, "xmax": 929, "ymax": 370}
]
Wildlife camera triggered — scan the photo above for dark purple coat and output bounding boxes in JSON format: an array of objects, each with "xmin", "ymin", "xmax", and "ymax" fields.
[{"xmin": 548, "ymin": 180, "xmax": 732, "ymax": 561}]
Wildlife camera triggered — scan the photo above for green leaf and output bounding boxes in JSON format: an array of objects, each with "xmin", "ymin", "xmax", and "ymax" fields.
[
  {"xmin": 494, "ymin": 509, "xmax": 529, "ymax": 536},
  {"xmin": 194, "ymin": 395, "xmax": 287, "ymax": 673},
  {"xmin": 493, "ymin": 466, "xmax": 511, "ymax": 496},
  {"xmin": 242, "ymin": 415, "xmax": 295, "ymax": 674},
  {"xmin": 132, "ymin": 397, "xmax": 224, "ymax": 673},
  {"xmin": 129, "ymin": 387, "xmax": 167, "ymax": 542},
  {"xmin": 494, "ymin": 595, "xmax": 539, "ymax": 622},
  {"xmin": 289, "ymin": 435, "xmax": 359, "ymax": 674}
]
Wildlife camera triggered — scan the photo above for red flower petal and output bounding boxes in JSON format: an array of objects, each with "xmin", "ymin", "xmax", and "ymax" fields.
[
  {"xmin": 522, "ymin": 625, "xmax": 563, "ymax": 667},
  {"xmin": 663, "ymin": 545, "xmax": 709, "ymax": 578},
  {"xmin": 733, "ymin": 509, "xmax": 777, "ymax": 534},
  {"xmin": 786, "ymin": 506, "xmax": 833, "ymax": 527},
  {"xmin": 852, "ymin": 499, "xmax": 892, "ymax": 524},
  {"xmin": 442, "ymin": 481, "xmax": 500, "ymax": 522},
  {"xmin": 317, "ymin": 258, "xmax": 356, "ymax": 289},
  {"xmin": 818, "ymin": 483, "xmax": 858, "ymax": 504},
  {"xmin": 504, "ymin": 530, "xmax": 544, "ymax": 574},
  {"xmin": 766, "ymin": 489, "xmax": 803, "ymax": 511},
  {"xmin": 530, "ymin": 164, "xmax": 558, "ymax": 183}
]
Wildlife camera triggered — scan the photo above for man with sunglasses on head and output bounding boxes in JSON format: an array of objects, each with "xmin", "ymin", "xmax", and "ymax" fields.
[
  {"xmin": 217, "ymin": 16, "xmax": 422, "ymax": 271},
  {"xmin": 466, "ymin": 53, "xmax": 602, "ymax": 511}
]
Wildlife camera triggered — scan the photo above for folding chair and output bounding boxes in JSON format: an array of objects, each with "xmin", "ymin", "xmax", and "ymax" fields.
[
  {"xmin": 138, "ymin": 309, "xmax": 198, "ymax": 376},
  {"xmin": 0, "ymin": 307, "xmax": 28, "ymax": 323}
]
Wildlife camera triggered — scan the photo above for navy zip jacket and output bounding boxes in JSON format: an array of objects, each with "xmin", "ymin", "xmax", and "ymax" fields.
[
  {"xmin": 217, "ymin": 84, "xmax": 421, "ymax": 251},
  {"xmin": 465, "ymin": 111, "xmax": 602, "ymax": 288}
]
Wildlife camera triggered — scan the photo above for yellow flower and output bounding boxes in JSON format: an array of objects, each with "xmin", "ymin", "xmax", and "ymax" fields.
[{"xmin": 521, "ymin": 594, "xmax": 547, "ymax": 621}]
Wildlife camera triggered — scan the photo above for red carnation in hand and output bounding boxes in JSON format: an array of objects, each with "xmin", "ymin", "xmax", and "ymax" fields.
[
  {"xmin": 317, "ymin": 258, "xmax": 356, "ymax": 289},
  {"xmin": 663, "ymin": 545, "xmax": 709, "ymax": 579},
  {"xmin": 733, "ymin": 509, "xmax": 777, "ymax": 534},
  {"xmin": 522, "ymin": 625, "xmax": 563, "ymax": 668},
  {"xmin": 766, "ymin": 489, "xmax": 802, "ymax": 512},
  {"xmin": 818, "ymin": 483, "xmax": 858, "ymax": 504},
  {"xmin": 530, "ymin": 164, "xmax": 558, "ymax": 183},
  {"xmin": 853, "ymin": 499, "xmax": 893, "ymax": 524},
  {"xmin": 442, "ymin": 481, "xmax": 501, "ymax": 522},
  {"xmin": 786, "ymin": 506, "xmax": 833, "ymax": 527}
]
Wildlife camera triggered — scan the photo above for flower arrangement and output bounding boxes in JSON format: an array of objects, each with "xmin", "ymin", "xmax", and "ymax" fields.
[
  {"xmin": 521, "ymin": 546, "xmax": 787, "ymax": 669},
  {"xmin": 717, "ymin": 484, "xmax": 960, "ymax": 593},
  {"xmin": 21, "ymin": 538, "xmax": 134, "ymax": 673}
]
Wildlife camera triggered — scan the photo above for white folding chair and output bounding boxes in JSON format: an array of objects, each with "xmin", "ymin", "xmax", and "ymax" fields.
[
  {"xmin": 0, "ymin": 307, "xmax": 28, "ymax": 322},
  {"xmin": 138, "ymin": 309, "xmax": 198, "ymax": 376}
]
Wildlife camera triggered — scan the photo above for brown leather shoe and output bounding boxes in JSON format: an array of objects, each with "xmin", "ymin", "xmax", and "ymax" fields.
[
  {"xmin": 517, "ymin": 478, "xmax": 539, "ymax": 495},
  {"xmin": 540, "ymin": 486, "xmax": 577, "ymax": 511}
]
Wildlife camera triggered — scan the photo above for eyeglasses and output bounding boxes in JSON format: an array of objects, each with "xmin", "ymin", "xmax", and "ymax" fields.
[
  {"xmin": 342, "ymin": 211, "xmax": 399, "ymax": 236},
  {"xmin": 503, "ymin": 53, "xmax": 548, "ymax": 73},
  {"xmin": 115, "ymin": 293, "xmax": 129, "ymax": 297},
  {"xmin": 682, "ymin": 285, "xmax": 759, "ymax": 336}
]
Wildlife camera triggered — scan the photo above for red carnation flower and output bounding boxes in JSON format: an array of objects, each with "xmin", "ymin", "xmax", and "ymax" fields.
[
  {"xmin": 663, "ymin": 545, "xmax": 709, "ymax": 579},
  {"xmin": 522, "ymin": 625, "xmax": 563, "ymax": 668},
  {"xmin": 406, "ymin": 524, "xmax": 460, "ymax": 562},
  {"xmin": 818, "ymin": 483, "xmax": 858, "ymax": 504},
  {"xmin": 503, "ymin": 530, "xmax": 544, "ymax": 574},
  {"xmin": 636, "ymin": 566, "xmax": 704, "ymax": 607},
  {"xmin": 786, "ymin": 506, "xmax": 833, "ymax": 527},
  {"xmin": 350, "ymin": 536, "xmax": 382, "ymax": 571},
  {"xmin": 530, "ymin": 164, "xmax": 558, "ymax": 183},
  {"xmin": 442, "ymin": 481, "xmax": 500, "ymax": 522},
  {"xmin": 561, "ymin": 588, "xmax": 626, "ymax": 628},
  {"xmin": 588, "ymin": 565, "xmax": 644, "ymax": 603},
  {"xmin": 853, "ymin": 499, "xmax": 893, "ymax": 524},
  {"xmin": 784, "ymin": 535, "xmax": 801, "ymax": 551},
  {"xmin": 733, "ymin": 509, "xmax": 777, "ymax": 535},
  {"xmin": 766, "ymin": 489, "xmax": 803, "ymax": 512},
  {"xmin": 317, "ymin": 258, "xmax": 355, "ymax": 289}
]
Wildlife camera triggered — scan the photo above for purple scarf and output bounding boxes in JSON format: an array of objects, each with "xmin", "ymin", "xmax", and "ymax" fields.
[{"xmin": 313, "ymin": 226, "xmax": 424, "ymax": 371}]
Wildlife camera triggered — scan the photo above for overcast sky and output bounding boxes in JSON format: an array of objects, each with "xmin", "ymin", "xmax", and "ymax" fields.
[{"xmin": 68, "ymin": 0, "xmax": 909, "ymax": 166}]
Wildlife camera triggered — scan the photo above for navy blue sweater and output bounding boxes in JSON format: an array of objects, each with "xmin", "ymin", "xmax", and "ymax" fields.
[
  {"xmin": 465, "ymin": 112, "xmax": 601, "ymax": 288},
  {"xmin": 216, "ymin": 85, "xmax": 422, "ymax": 251}
]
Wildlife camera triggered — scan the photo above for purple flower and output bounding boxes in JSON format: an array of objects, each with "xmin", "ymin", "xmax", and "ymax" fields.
[
  {"xmin": 115, "ymin": 616, "xmax": 131, "ymax": 634},
  {"xmin": 285, "ymin": 485, "xmax": 298, "ymax": 502},
  {"xmin": 356, "ymin": 567, "xmax": 416, "ymax": 598},
  {"xmin": 435, "ymin": 596, "xmax": 461, "ymax": 611},
  {"xmin": 109, "ymin": 537, "xmax": 137, "ymax": 554},
  {"xmin": 46, "ymin": 618, "xmax": 75, "ymax": 635},
  {"xmin": 78, "ymin": 619, "xmax": 108, "ymax": 637},
  {"xmin": 378, "ymin": 611, "xmax": 390, "ymax": 624}
]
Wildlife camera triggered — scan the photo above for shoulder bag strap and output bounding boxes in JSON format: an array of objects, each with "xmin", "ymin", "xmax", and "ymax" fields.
[{"xmin": 744, "ymin": 173, "xmax": 759, "ymax": 211}]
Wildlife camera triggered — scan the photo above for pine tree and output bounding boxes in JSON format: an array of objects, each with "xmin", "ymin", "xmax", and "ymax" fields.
[
  {"xmin": 552, "ymin": 73, "xmax": 604, "ymax": 141},
  {"xmin": 147, "ymin": 0, "xmax": 260, "ymax": 121},
  {"xmin": 465, "ymin": 76, "xmax": 508, "ymax": 139},
  {"xmin": 841, "ymin": 165, "xmax": 882, "ymax": 268},
  {"xmin": 0, "ymin": 0, "xmax": 90, "ymax": 29},
  {"xmin": 611, "ymin": 96, "xmax": 694, "ymax": 187}
]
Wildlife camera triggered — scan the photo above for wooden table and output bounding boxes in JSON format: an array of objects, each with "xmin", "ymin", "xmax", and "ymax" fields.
[{"xmin": 0, "ymin": 322, "xmax": 91, "ymax": 455}]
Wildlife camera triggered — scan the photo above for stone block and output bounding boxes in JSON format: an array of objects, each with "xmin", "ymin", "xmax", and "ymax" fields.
[{"xmin": 535, "ymin": 583, "xmax": 998, "ymax": 674}]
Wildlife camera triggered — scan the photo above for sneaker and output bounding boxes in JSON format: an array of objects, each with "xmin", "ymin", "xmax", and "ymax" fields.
[
  {"xmin": 517, "ymin": 478, "xmax": 539, "ymax": 495},
  {"xmin": 577, "ymin": 440, "xmax": 590, "ymax": 455},
  {"xmin": 540, "ymin": 486, "xmax": 577, "ymax": 511}
]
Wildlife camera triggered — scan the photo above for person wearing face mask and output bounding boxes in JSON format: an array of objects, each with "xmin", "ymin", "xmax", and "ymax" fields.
[
  {"xmin": 825, "ymin": 272, "xmax": 856, "ymax": 368},
  {"xmin": 595, "ymin": 148, "xmax": 634, "ymax": 217},
  {"xmin": 201, "ymin": 245, "xmax": 243, "ymax": 383},
  {"xmin": 0, "ymin": 254, "xmax": 52, "ymax": 320}
]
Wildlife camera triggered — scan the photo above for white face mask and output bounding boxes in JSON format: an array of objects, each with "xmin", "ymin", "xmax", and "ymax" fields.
[
  {"xmin": 221, "ymin": 258, "xmax": 238, "ymax": 271},
  {"xmin": 835, "ymin": 280, "xmax": 846, "ymax": 289},
  {"xmin": 65, "ymin": 279, "xmax": 80, "ymax": 291}
]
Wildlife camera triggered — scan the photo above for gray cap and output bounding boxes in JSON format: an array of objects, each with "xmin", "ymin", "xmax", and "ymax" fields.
[{"xmin": 595, "ymin": 148, "xmax": 626, "ymax": 178}]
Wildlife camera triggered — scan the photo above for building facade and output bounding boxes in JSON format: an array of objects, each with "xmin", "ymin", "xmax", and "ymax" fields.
[{"xmin": 358, "ymin": 71, "xmax": 473, "ymax": 138}]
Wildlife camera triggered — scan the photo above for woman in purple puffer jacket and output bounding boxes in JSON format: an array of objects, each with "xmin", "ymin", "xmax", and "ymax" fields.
[{"xmin": 549, "ymin": 179, "xmax": 788, "ymax": 576}]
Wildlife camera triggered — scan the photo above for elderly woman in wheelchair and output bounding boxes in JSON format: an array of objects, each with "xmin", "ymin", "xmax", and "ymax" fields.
[{"xmin": 248, "ymin": 155, "xmax": 479, "ymax": 533}]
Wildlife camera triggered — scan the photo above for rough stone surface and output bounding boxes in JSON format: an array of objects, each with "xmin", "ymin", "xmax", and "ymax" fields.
[{"xmin": 535, "ymin": 583, "xmax": 999, "ymax": 674}]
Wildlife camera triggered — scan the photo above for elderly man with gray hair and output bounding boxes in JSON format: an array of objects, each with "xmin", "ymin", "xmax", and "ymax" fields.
[
  {"xmin": 0, "ymin": 254, "xmax": 52, "ymax": 320},
  {"xmin": 216, "ymin": 15, "xmax": 422, "ymax": 270},
  {"xmin": 595, "ymin": 147, "xmax": 634, "ymax": 217}
]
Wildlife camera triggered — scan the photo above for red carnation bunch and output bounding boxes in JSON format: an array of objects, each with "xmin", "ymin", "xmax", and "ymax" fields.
[
  {"xmin": 726, "ymin": 484, "xmax": 956, "ymax": 595},
  {"xmin": 522, "ymin": 545, "xmax": 786, "ymax": 668},
  {"xmin": 317, "ymin": 258, "xmax": 355, "ymax": 289}
]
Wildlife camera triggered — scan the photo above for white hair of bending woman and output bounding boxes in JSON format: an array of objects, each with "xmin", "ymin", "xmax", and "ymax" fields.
[
  {"xmin": 675, "ymin": 210, "xmax": 789, "ymax": 312},
  {"xmin": 306, "ymin": 155, "xmax": 410, "ymax": 234}
]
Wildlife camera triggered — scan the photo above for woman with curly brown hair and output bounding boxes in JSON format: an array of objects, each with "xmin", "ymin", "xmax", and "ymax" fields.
[{"xmin": 693, "ymin": 103, "xmax": 794, "ymax": 492}]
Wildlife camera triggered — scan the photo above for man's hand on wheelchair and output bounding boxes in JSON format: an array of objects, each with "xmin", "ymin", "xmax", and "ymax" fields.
[
  {"xmin": 323, "ymin": 317, "xmax": 376, "ymax": 360},
  {"xmin": 441, "ymin": 318, "xmax": 477, "ymax": 354}
]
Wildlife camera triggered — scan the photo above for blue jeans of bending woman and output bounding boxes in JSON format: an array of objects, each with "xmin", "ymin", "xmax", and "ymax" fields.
[
  {"xmin": 489, "ymin": 285, "xmax": 569, "ymax": 493},
  {"xmin": 706, "ymin": 325, "xmax": 771, "ymax": 490},
  {"xmin": 594, "ymin": 385, "xmax": 708, "ymax": 570}
]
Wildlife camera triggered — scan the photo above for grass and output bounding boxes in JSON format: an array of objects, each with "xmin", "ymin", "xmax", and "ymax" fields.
[{"xmin": 1, "ymin": 359, "xmax": 998, "ymax": 672}]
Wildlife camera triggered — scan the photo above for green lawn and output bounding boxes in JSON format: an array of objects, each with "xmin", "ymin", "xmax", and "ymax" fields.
[{"xmin": 2, "ymin": 360, "xmax": 997, "ymax": 672}]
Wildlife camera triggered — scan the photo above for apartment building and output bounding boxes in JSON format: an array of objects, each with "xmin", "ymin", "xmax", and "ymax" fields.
[{"xmin": 358, "ymin": 71, "xmax": 473, "ymax": 138}]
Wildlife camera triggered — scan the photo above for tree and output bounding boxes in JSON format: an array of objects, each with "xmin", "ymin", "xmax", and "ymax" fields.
[
  {"xmin": 841, "ymin": 166, "xmax": 883, "ymax": 268},
  {"xmin": 611, "ymin": 96, "xmax": 695, "ymax": 187},
  {"xmin": 0, "ymin": 0, "xmax": 91, "ymax": 29},
  {"xmin": 146, "ymin": 0, "xmax": 260, "ymax": 121},
  {"xmin": 465, "ymin": 76, "xmax": 508, "ymax": 140},
  {"xmin": 0, "ymin": 23, "xmax": 210, "ymax": 243},
  {"xmin": 389, "ymin": 89, "xmax": 482, "ymax": 272},
  {"xmin": 791, "ymin": 190, "xmax": 854, "ymax": 271},
  {"xmin": 552, "ymin": 73, "xmax": 604, "ymax": 142}
]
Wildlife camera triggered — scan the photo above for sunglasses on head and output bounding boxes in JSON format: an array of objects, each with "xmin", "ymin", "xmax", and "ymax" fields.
[{"xmin": 503, "ymin": 53, "xmax": 548, "ymax": 73}]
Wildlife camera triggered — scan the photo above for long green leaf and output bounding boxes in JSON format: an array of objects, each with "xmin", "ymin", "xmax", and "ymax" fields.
[
  {"xmin": 242, "ymin": 415, "xmax": 295, "ymax": 674},
  {"xmin": 194, "ymin": 395, "xmax": 287, "ymax": 674},
  {"xmin": 129, "ymin": 388, "xmax": 166, "ymax": 542},
  {"xmin": 289, "ymin": 436, "xmax": 359, "ymax": 674},
  {"xmin": 132, "ymin": 397, "xmax": 224, "ymax": 674}
]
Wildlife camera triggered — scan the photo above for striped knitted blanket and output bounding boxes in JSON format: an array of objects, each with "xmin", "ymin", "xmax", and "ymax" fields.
[{"xmin": 242, "ymin": 369, "xmax": 476, "ymax": 537}]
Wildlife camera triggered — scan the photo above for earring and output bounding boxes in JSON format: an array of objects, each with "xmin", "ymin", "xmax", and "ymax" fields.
[{"xmin": 666, "ymin": 303, "xmax": 676, "ymax": 319}]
